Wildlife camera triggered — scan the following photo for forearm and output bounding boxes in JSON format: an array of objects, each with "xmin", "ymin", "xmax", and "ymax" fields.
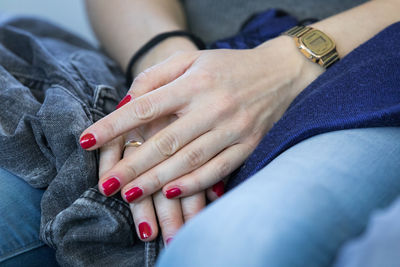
[
  {"xmin": 311, "ymin": 0, "xmax": 400, "ymax": 58},
  {"xmin": 85, "ymin": 0, "xmax": 196, "ymax": 75},
  {"xmin": 257, "ymin": 0, "xmax": 400, "ymax": 98}
]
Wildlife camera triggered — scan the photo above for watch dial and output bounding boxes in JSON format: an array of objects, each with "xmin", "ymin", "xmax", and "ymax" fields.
[{"xmin": 302, "ymin": 30, "xmax": 334, "ymax": 56}]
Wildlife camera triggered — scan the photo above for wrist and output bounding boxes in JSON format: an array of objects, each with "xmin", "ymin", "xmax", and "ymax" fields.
[
  {"xmin": 133, "ymin": 37, "xmax": 198, "ymax": 76},
  {"xmin": 257, "ymin": 35, "xmax": 324, "ymax": 98}
]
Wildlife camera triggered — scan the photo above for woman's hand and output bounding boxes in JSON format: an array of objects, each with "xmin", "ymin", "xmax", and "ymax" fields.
[
  {"xmin": 81, "ymin": 36, "xmax": 323, "ymax": 203},
  {"xmin": 99, "ymin": 113, "xmax": 223, "ymax": 244},
  {"xmin": 95, "ymin": 36, "xmax": 219, "ymax": 244},
  {"xmin": 99, "ymin": 115, "xmax": 211, "ymax": 245}
]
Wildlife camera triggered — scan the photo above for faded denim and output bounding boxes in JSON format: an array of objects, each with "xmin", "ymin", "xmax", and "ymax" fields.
[{"xmin": 0, "ymin": 15, "xmax": 163, "ymax": 266}]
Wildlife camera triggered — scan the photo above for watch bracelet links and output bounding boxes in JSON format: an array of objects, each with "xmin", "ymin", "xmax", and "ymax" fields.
[{"xmin": 283, "ymin": 25, "xmax": 339, "ymax": 68}]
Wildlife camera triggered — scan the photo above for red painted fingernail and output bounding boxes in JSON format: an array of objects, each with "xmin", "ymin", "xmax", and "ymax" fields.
[
  {"xmin": 80, "ymin": 133, "xmax": 96, "ymax": 149},
  {"xmin": 116, "ymin": 94, "xmax": 132, "ymax": 109},
  {"xmin": 166, "ymin": 238, "xmax": 173, "ymax": 245},
  {"xmin": 124, "ymin": 187, "xmax": 143, "ymax": 203},
  {"xmin": 165, "ymin": 188, "xmax": 182, "ymax": 199},
  {"xmin": 139, "ymin": 222, "xmax": 152, "ymax": 240},
  {"xmin": 212, "ymin": 181, "xmax": 225, "ymax": 197},
  {"xmin": 101, "ymin": 177, "xmax": 120, "ymax": 196}
]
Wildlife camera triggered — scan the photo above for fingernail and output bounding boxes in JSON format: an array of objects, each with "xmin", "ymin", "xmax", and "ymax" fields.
[
  {"xmin": 116, "ymin": 94, "xmax": 132, "ymax": 109},
  {"xmin": 212, "ymin": 181, "xmax": 225, "ymax": 197},
  {"xmin": 166, "ymin": 238, "xmax": 173, "ymax": 245},
  {"xmin": 139, "ymin": 222, "xmax": 152, "ymax": 240},
  {"xmin": 101, "ymin": 177, "xmax": 120, "ymax": 196},
  {"xmin": 124, "ymin": 187, "xmax": 143, "ymax": 203},
  {"xmin": 80, "ymin": 133, "xmax": 96, "ymax": 149},
  {"xmin": 165, "ymin": 188, "xmax": 182, "ymax": 199}
]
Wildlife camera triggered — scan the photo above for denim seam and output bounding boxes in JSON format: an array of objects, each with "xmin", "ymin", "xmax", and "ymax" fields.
[
  {"xmin": 43, "ymin": 190, "xmax": 133, "ymax": 249},
  {"xmin": 52, "ymin": 84, "xmax": 95, "ymax": 124},
  {"xmin": 0, "ymin": 240, "xmax": 45, "ymax": 263},
  {"xmin": 82, "ymin": 188, "xmax": 132, "ymax": 219},
  {"xmin": 9, "ymin": 71, "xmax": 50, "ymax": 83}
]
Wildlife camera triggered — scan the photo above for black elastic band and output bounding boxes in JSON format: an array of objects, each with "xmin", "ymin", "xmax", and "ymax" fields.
[{"xmin": 125, "ymin": 30, "xmax": 206, "ymax": 86}]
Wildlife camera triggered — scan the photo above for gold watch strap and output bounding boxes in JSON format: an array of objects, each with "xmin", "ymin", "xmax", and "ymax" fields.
[
  {"xmin": 283, "ymin": 26, "xmax": 339, "ymax": 68},
  {"xmin": 283, "ymin": 25, "xmax": 312, "ymax": 38}
]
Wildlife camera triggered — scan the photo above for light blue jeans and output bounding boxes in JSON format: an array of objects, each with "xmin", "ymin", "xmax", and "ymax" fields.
[
  {"xmin": 157, "ymin": 127, "xmax": 400, "ymax": 267},
  {"xmin": 0, "ymin": 168, "xmax": 58, "ymax": 266},
  {"xmin": 1, "ymin": 128, "xmax": 399, "ymax": 266}
]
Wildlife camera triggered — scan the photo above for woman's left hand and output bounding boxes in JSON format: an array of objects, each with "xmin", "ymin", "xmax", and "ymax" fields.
[{"xmin": 80, "ymin": 36, "xmax": 322, "ymax": 202}]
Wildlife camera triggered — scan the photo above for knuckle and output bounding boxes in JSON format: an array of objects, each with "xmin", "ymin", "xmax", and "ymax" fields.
[
  {"xmin": 153, "ymin": 131, "xmax": 179, "ymax": 157},
  {"xmin": 235, "ymin": 110, "xmax": 253, "ymax": 133},
  {"xmin": 188, "ymin": 68, "xmax": 216, "ymax": 93},
  {"xmin": 219, "ymin": 92, "xmax": 236, "ymax": 108},
  {"xmin": 124, "ymin": 163, "xmax": 138, "ymax": 179},
  {"xmin": 183, "ymin": 210, "xmax": 197, "ymax": 221},
  {"xmin": 101, "ymin": 119, "xmax": 122, "ymax": 141},
  {"xmin": 216, "ymin": 160, "xmax": 231, "ymax": 178},
  {"xmin": 150, "ymin": 171, "xmax": 163, "ymax": 189},
  {"xmin": 121, "ymin": 157, "xmax": 138, "ymax": 178},
  {"xmin": 159, "ymin": 216, "xmax": 178, "ymax": 229},
  {"xmin": 207, "ymin": 93, "xmax": 236, "ymax": 119},
  {"xmin": 182, "ymin": 148, "xmax": 204, "ymax": 168},
  {"xmin": 133, "ymin": 70, "xmax": 150, "ymax": 84},
  {"xmin": 132, "ymin": 96, "xmax": 157, "ymax": 120},
  {"xmin": 195, "ymin": 68, "xmax": 216, "ymax": 83},
  {"xmin": 185, "ymin": 175, "xmax": 203, "ymax": 192}
]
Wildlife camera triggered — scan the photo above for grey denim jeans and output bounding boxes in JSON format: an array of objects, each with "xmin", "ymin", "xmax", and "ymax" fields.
[{"xmin": 0, "ymin": 15, "xmax": 163, "ymax": 266}]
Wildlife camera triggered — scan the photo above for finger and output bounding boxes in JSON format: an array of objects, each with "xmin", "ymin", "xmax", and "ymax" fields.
[
  {"xmin": 206, "ymin": 177, "xmax": 229, "ymax": 202},
  {"xmin": 98, "ymin": 136, "xmax": 124, "ymax": 177},
  {"xmin": 100, "ymin": 110, "xmax": 213, "ymax": 199},
  {"xmin": 120, "ymin": 129, "xmax": 236, "ymax": 202},
  {"xmin": 79, "ymin": 54, "xmax": 199, "ymax": 151},
  {"xmin": 129, "ymin": 52, "xmax": 198, "ymax": 98},
  {"xmin": 163, "ymin": 143, "xmax": 253, "ymax": 198},
  {"xmin": 98, "ymin": 130, "xmax": 144, "ymax": 196},
  {"xmin": 153, "ymin": 190, "xmax": 183, "ymax": 246},
  {"xmin": 80, "ymin": 85, "xmax": 184, "ymax": 150},
  {"xmin": 122, "ymin": 130, "xmax": 145, "ymax": 158},
  {"xmin": 116, "ymin": 52, "xmax": 197, "ymax": 110},
  {"xmin": 181, "ymin": 192, "xmax": 206, "ymax": 223},
  {"xmin": 130, "ymin": 196, "xmax": 158, "ymax": 241}
]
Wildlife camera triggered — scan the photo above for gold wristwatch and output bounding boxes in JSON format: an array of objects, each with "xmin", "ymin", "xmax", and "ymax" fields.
[{"xmin": 283, "ymin": 26, "xmax": 339, "ymax": 68}]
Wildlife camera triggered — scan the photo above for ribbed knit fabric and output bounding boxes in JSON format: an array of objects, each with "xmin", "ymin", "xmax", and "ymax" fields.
[
  {"xmin": 182, "ymin": 0, "xmax": 366, "ymax": 43},
  {"xmin": 206, "ymin": 9, "xmax": 400, "ymax": 190}
]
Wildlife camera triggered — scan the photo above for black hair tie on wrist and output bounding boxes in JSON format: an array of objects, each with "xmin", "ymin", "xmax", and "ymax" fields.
[{"xmin": 125, "ymin": 30, "xmax": 206, "ymax": 86}]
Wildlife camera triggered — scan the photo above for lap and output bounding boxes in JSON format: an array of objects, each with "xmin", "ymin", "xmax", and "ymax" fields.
[
  {"xmin": 0, "ymin": 168, "xmax": 57, "ymax": 266},
  {"xmin": 157, "ymin": 127, "xmax": 400, "ymax": 267}
]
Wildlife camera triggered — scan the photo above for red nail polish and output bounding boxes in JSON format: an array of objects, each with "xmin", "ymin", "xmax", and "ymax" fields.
[
  {"xmin": 124, "ymin": 187, "xmax": 143, "ymax": 203},
  {"xmin": 212, "ymin": 181, "xmax": 225, "ymax": 197},
  {"xmin": 165, "ymin": 188, "xmax": 182, "ymax": 199},
  {"xmin": 166, "ymin": 238, "xmax": 173, "ymax": 245},
  {"xmin": 116, "ymin": 94, "xmax": 132, "ymax": 109},
  {"xmin": 101, "ymin": 177, "xmax": 120, "ymax": 196},
  {"xmin": 139, "ymin": 222, "xmax": 152, "ymax": 240},
  {"xmin": 80, "ymin": 133, "xmax": 96, "ymax": 149}
]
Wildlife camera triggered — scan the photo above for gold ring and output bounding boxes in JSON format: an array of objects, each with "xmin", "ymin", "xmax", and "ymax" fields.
[{"xmin": 124, "ymin": 139, "xmax": 143, "ymax": 148}]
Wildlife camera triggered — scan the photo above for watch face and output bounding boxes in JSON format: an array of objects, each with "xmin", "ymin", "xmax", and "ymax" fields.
[{"xmin": 302, "ymin": 30, "xmax": 334, "ymax": 56}]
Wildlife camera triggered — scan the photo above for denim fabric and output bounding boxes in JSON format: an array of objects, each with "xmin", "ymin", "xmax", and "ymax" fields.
[
  {"xmin": 1, "ymin": 11, "xmax": 400, "ymax": 267},
  {"xmin": 334, "ymin": 196, "xmax": 400, "ymax": 267},
  {"xmin": 157, "ymin": 127, "xmax": 400, "ymax": 267},
  {"xmin": 0, "ymin": 168, "xmax": 58, "ymax": 266},
  {"xmin": 0, "ymin": 15, "xmax": 163, "ymax": 266}
]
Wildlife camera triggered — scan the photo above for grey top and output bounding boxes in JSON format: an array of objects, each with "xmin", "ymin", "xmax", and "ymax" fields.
[{"xmin": 182, "ymin": 0, "xmax": 367, "ymax": 43}]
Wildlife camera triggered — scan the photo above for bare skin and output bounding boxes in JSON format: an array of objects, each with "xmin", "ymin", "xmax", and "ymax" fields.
[{"xmin": 85, "ymin": 0, "xmax": 400, "ymax": 244}]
